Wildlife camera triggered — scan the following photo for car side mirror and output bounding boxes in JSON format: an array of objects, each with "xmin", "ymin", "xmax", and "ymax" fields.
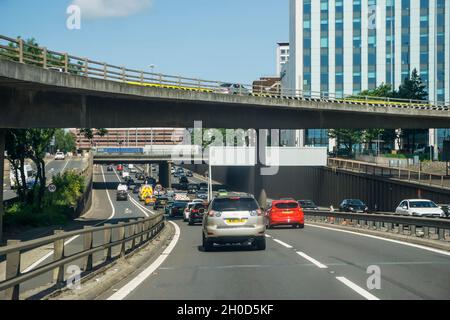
[
  {"xmin": 402, "ymin": 206, "xmax": 408, "ymax": 210},
  {"xmin": 199, "ymin": 209, "xmax": 205, "ymax": 214}
]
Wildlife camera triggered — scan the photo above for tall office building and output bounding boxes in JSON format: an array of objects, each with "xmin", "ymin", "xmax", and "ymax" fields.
[{"xmin": 287, "ymin": 0, "xmax": 450, "ymax": 152}]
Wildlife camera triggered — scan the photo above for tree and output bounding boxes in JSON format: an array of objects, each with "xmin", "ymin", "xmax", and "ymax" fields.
[
  {"xmin": 396, "ymin": 68, "xmax": 428, "ymax": 101},
  {"xmin": 358, "ymin": 83, "xmax": 394, "ymax": 98},
  {"xmin": 26, "ymin": 129, "xmax": 56, "ymax": 206},
  {"xmin": 79, "ymin": 128, "xmax": 108, "ymax": 147},
  {"xmin": 54, "ymin": 129, "xmax": 76, "ymax": 153},
  {"xmin": 328, "ymin": 129, "xmax": 363, "ymax": 156},
  {"xmin": 5, "ymin": 130, "xmax": 28, "ymax": 201}
]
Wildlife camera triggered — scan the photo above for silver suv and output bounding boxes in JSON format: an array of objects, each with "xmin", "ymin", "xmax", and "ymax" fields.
[{"xmin": 202, "ymin": 195, "xmax": 266, "ymax": 251}]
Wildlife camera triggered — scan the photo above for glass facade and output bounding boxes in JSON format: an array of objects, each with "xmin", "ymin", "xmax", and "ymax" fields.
[
  {"xmin": 303, "ymin": 0, "xmax": 311, "ymax": 96},
  {"xmin": 401, "ymin": 0, "xmax": 410, "ymax": 81},
  {"xmin": 320, "ymin": 0, "xmax": 329, "ymax": 96},
  {"xmin": 368, "ymin": 0, "xmax": 377, "ymax": 89},
  {"xmin": 335, "ymin": 0, "xmax": 344, "ymax": 97},
  {"xmin": 386, "ymin": 0, "xmax": 395, "ymax": 86},
  {"xmin": 436, "ymin": 0, "xmax": 445, "ymax": 102},
  {"xmin": 420, "ymin": 0, "xmax": 429, "ymax": 87},
  {"xmin": 304, "ymin": 129, "xmax": 329, "ymax": 147},
  {"xmin": 353, "ymin": 0, "xmax": 362, "ymax": 94}
]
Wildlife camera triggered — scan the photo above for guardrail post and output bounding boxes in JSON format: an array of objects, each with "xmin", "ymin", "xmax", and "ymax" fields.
[
  {"xmin": 103, "ymin": 63, "xmax": 107, "ymax": 80},
  {"xmin": 386, "ymin": 222, "xmax": 392, "ymax": 232},
  {"xmin": 18, "ymin": 38, "xmax": 24, "ymax": 63},
  {"xmin": 53, "ymin": 230, "xmax": 65, "ymax": 284},
  {"xmin": 437, "ymin": 228, "xmax": 445, "ymax": 240},
  {"xmin": 83, "ymin": 226, "xmax": 93, "ymax": 271},
  {"xmin": 84, "ymin": 58, "xmax": 88, "ymax": 77},
  {"xmin": 142, "ymin": 220, "xmax": 148, "ymax": 242},
  {"xmin": 138, "ymin": 219, "xmax": 144, "ymax": 245},
  {"xmin": 121, "ymin": 66, "xmax": 126, "ymax": 82},
  {"xmin": 398, "ymin": 224, "xmax": 404, "ymax": 235},
  {"xmin": 104, "ymin": 223, "xmax": 112, "ymax": 261},
  {"xmin": 129, "ymin": 219, "xmax": 137, "ymax": 250},
  {"xmin": 410, "ymin": 225, "xmax": 416, "ymax": 236},
  {"xmin": 64, "ymin": 53, "xmax": 69, "ymax": 73},
  {"xmin": 42, "ymin": 47, "xmax": 48, "ymax": 69},
  {"xmin": 118, "ymin": 222, "xmax": 126, "ymax": 257},
  {"xmin": 423, "ymin": 226, "xmax": 430, "ymax": 238},
  {"xmin": 5, "ymin": 240, "xmax": 21, "ymax": 300},
  {"xmin": 140, "ymin": 71, "xmax": 144, "ymax": 84}
]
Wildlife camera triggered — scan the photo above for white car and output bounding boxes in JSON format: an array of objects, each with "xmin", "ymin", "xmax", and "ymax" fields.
[
  {"xmin": 54, "ymin": 152, "xmax": 65, "ymax": 160},
  {"xmin": 395, "ymin": 199, "xmax": 445, "ymax": 218},
  {"xmin": 183, "ymin": 202, "xmax": 199, "ymax": 222}
]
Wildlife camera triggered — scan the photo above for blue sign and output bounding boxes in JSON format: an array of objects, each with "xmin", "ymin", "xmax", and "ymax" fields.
[{"xmin": 97, "ymin": 147, "xmax": 143, "ymax": 154}]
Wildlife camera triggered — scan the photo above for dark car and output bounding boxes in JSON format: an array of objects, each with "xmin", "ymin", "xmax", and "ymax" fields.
[
  {"xmin": 170, "ymin": 201, "xmax": 189, "ymax": 218},
  {"xmin": 137, "ymin": 173, "xmax": 145, "ymax": 181},
  {"xmin": 165, "ymin": 200, "xmax": 174, "ymax": 215},
  {"xmin": 188, "ymin": 203, "xmax": 207, "ymax": 225},
  {"xmin": 298, "ymin": 199, "xmax": 319, "ymax": 211},
  {"xmin": 116, "ymin": 190, "xmax": 128, "ymax": 201},
  {"xmin": 107, "ymin": 165, "xmax": 114, "ymax": 172},
  {"xmin": 339, "ymin": 199, "xmax": 369, "ymax": 213},
  {"xmin": 126, "ymin": 178, "xmax": 135, "ymax": 187},
  {"xmin": 199, "ymin": 182, "xmax": 208, "ymax": 189},
  {"xmin": 154, "ymin": 196, "xmax": 169, "ymax": 210},
  {"xmin": 179, "ymin": 176, "xmax": 188, "ymax": 184},
  {"xmin": 132, "ymin": 184, "xmax": 141, "ymax": 194},
  {"xmin": 186, "ymin": 171, "xmax": 193, "ymax": 177},
  {"xmin": 187, "ymin": 183, "xmax": 198, "ymax": 194}
]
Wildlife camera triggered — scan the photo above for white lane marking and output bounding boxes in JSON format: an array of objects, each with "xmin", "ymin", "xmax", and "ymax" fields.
[
  {"xmin": 336, "ymin": 276, "xmax": 380, "ymax": 300},
  {"xmin": 60, "ymin": 158, "xmax": 71, "ymax": 174},
  {"xmin": 23, "ymin": 165, "xmax": 115, "ymax": 273},
  {"xmin": 22, "ymin": 235, "xmax": 78, "ymax": 273},
  {"xmin": 273, "ymin": 239, "xmax": 293, "ymax": 249},
  {"xmin": 127, "ymin": 195, "xmax": 151, "ymax": 217},
  {"xmin": 101, "ymin": 166, "xmax": 116, "ymax": 220},
  {"xmin": 296, "ymin": 251, "xmax": 328, "ymax": 269},
  {"xmin": 265, "ymin": 234, "xmax": 272, "ymax": 238},
  {"xmin": 107, "ymin": 221, "xmax": 181, "ymax": 300},
  {"xmin": 306, "ymin": 224, "xmax": 450, "ymax": 257}
]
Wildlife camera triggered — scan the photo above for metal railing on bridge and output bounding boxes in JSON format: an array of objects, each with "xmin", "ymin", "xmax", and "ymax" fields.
[
  {"xmin": 0, "ymin": 214, "xmax": 165, "ymax": 300},
  {"xmin": 0, "ymin": 35, "xmax": 449, "ymax": 110},
  {"xmin": 328, "ymin": 158, "xmax": 450, "ymax": 190}
]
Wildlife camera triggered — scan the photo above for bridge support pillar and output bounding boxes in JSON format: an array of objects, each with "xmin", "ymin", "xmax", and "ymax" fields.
[
  {"xmin": 254, "ymin": 129, "xmax": 271, "ymax": 209},
  {"xmin": 159, "ymin": 162, "xmax": 171, "ymax": 189},
  {"xmin": 0, "ymin": 129, "xmax": 5, "ymax": 242}
]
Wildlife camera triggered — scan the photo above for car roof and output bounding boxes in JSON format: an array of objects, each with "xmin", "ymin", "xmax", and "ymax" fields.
[{"xmin": 403, "ymin": 199, "xmax": 433, "ymax": 202}]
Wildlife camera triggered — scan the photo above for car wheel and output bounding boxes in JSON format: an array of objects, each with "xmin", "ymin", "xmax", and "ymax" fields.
[
  {"xmin": 188, "ymin": 219, "xmax": 194, "ymax": 226},
  {"xmin": 202, "ymin": 233, "xmax": 213, "ymax": 252},
  {"xmin": 255, "ymin": 237, "xmax": 266, "ymax": 250},
  {"xmin": 298, "ymin": 223, "xmax": 304, "ymax": 229}
]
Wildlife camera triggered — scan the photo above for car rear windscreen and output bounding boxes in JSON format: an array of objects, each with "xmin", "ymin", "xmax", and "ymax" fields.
[
  {"xmin": 275, "ymin": 203, "xmax": 299, "ymax": 209},
  {"xmin": 212, "ymin": 198, "xmax": 259, "ymax": 211}
]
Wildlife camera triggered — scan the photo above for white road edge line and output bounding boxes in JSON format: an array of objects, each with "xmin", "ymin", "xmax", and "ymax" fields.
[
  {"xmin": 306, "ymin": 223, "xmax": 450, "ymax": 257},
  {"xmin": 265, "ymin": 234, "xmax": 272, "ymax": 238},
  {"xmin": 60, "ymin": 158, "xmax": 71, "ymax": 174},
  {"xmin": 23, "ymin": 165, "xmax": 116, "ymax": 273},
  {"xmin": 336, "ymin": 276, "xmax": 380, "ymax": 300},
  {"xmin": 22, "ymin": 166, "xmax": 116, "ymax": 272},
  {"xmin": 273, "ymin": 239, "xmax": 293, "ymax": 249},
  {"xmin": 296, "ymin": 251, "xmax": 328, "ymax": 269},
  {"xmin": 107, "ymin": 221, "xmax": 181, "ymax": 300}
]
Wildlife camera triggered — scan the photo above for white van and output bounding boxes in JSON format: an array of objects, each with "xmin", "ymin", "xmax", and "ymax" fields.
[{"xmin": 10, "ymin": 164, "xmax": 35, "ymax": 189}]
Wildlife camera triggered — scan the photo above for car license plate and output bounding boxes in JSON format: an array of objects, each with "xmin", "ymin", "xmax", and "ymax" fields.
[
  {"xmin": 283, "ymin": 210, "xmax": 293, "ymax": 214},
  {"xmin": 226, "ymin": 218, "xmax": 246, "ymax": 224}
]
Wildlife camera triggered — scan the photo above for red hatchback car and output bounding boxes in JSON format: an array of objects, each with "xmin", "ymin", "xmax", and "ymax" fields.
[
  {"xmin": 265, "ymin": 200, "xmax": 304, "ymax": 229},
  {"xmin": 116, "ymin": 164, "xmax": 123, "ymax": 172}
]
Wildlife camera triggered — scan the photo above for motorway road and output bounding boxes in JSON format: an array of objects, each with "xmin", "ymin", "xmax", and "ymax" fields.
[
  {"xmin": 15, "ymin": 164, "xmax": 450, "ymax": 300},
  {"xmin": 3, "ymin": 157, "xmax": 86, "ymax": 201}
]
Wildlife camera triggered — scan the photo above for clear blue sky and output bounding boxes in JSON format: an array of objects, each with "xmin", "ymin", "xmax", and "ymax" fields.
[{"xmin": 0, "ymin": 0, "xmax": 288, "ymax": 84}]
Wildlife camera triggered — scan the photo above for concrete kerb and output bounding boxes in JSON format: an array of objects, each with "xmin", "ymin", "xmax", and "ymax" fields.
[
  {"xmin": 42, "ymin": 220, "xmax": 174, "ymax": 300},
  {"xmin": 306, "ymin": 220, "xmax": 450, "ymax": 252}
]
